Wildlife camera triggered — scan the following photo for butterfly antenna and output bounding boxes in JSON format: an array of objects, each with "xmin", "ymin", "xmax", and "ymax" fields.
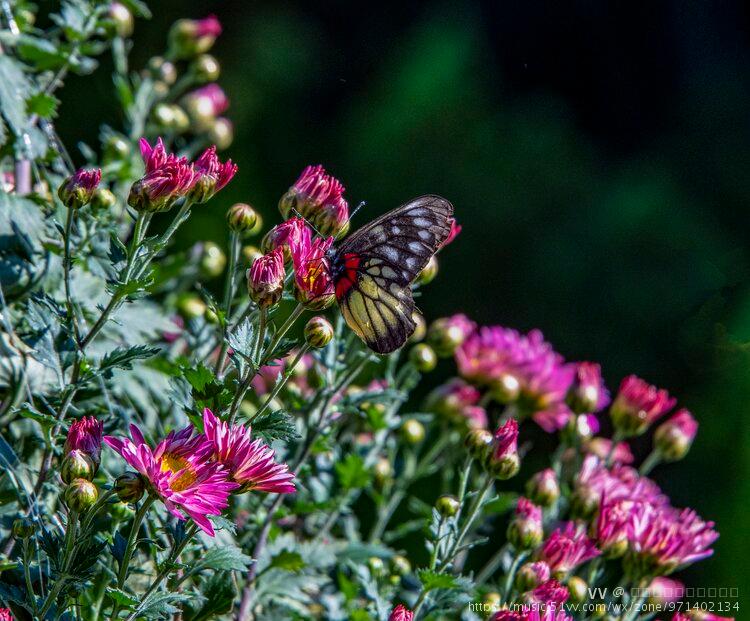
[
  {"xmin": 334, "ymin": 201, "xmax": 366, "ymax": 241},
  {"xmin": 291, "ymin": 208, "xmax": 325, "ymax": 238}
]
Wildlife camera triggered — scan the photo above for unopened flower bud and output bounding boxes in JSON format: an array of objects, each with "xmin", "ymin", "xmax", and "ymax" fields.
[
  {"xmin": 209, "ymin": 117, "xmax": 234, "ymax": 150},
  {"xmin": 199, "ymin": 241, "xmax": 226, "ymax": 277},
  {"xmin": 192, "ymin": 54, "xmax": 221, "ymax": 82},
  {"xmin": 417, "ymin": 255, "xmax": 438, "ymax": 285},
  {"xmin": 490, "ymin": 373, "xmax": 521, "ymax": 404},
  {"xmin": 368, "ymin": 556, "xmax": 385, "ymax": 576},
  {"xmin": 247, "ymin": 248, "xmax": 285, "ymax": 309},
  {"xmin": 515, "ymin": 561, "xmax": 551, "ymax": 592},
  {"xmin": 409, "ymin": 344, "xmax": 437, "ymax": 372},
  {"xmin": 653, "ymin": 408, "xmax": 697, "ymax": 462},
  {"xmin": 58, "ymin": 168, "xmax": 101, "ymax": 208},
  {"xmin": 147, "ymin": 56, "xmax": 177, "ymax": 85},
  {"xmin": 108, "ymin": 2, "xmax": 134, "ymax": 37},
  {"xmin": 12, "ymin": 518, "xmax": 34, "ymax": 540},
  {"xmin": 91, "ymin": 187, "xmax": 116, "ymax": 211},
  {"xmin": 427, "ymin": 314, "xmax": 475, "ymax": 357},
  {"xmin": 526, "ymin": 469, "xmax": 560, "ymax": 508},
  {"xmin": 168, "ymin": 15, "xmax": 222, "ymax": 58},
  {"xmin": 373, "ymin": 458, "xmax": 392, "ymax": 488},
  {"xmin": 609, "ymin": 375, "xmax": 675, "ymax": 437},
  {"xmin": 61, "ymin": 450, "xmax": 96, "ymax": 484},
  {"xmin": 177, "ymin": 293, "xmax": 207, "ymax": 319},
  {"xmin": 183, "ymin": 84, "xmax": 229, "ymax": 130},
  {"xmin": 435, "ymin": 494, "xmax": 460, "ymax": 517},
  {"xmin": 104, "ymin": 135, "xmax": 130, "ymax": 161},
  {"xmin": 64, "ymin": 479, "xmax": 99, "ymax": 512},
  {"xmin": 567, "ymin": 362, "xmax": 609, "ymax": 414},
  {"xmin": 400, "ymin": 418, "xmax": 425, "ymax": 444},
  {"xmin": 507, "ymin": 498, "xmax": 543, "ymax": 550},
  {"xmin": 304, "ymin": 316, "xmax": 334, "ymax": 348},
  {"xmin": 114, "ymin": 472, "xmax": 146, "ymax": 503},
  {"xmin": 390, "ymin": 555, "xmax": 411, "ymax": 576},
  {"xmin": 647, "ymin": 577, "xmax": 684, "ymax": 607},
  {"xmin": 227, "ymin": 203, "xmax": 259, "ymax": 233},
  {"xmin": 486, "ymin": 419, "xmax": 520, "ymax": 480},
  {"xmin": 464, "ymin": 428, "xmax": 493, "ymax": 461},
  {"xmin": 409, "ymin": 312, "xmax": 426, "ymax": 343},
  {"xmin": 567, "ymin": 576, "xmax": 587, "ymax": 603}
]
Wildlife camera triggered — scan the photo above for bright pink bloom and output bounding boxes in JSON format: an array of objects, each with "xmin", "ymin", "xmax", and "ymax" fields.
[
  {"xmin": 537, "ymin": 521, "xmax": 600, "ymax": 575},
  {"xmin": 567, "ymin": 362, "xmax": 610, "ymax": 413},
  {"xmin": 610, "ymin": 375, "xmax": 676, "ymax": 435},
  {"xmin": 530, "ymin": 579, "xmax": 569, "ymax": 606},
  {"xmin": 291, "ymin": 234, "xmax": 335, "ymax": 309},
  {"xmin": 202, "ymin": 409, "xmax": 295, "ymax": 494},
  {"xmin": 195, "ymin": 14, "xmax": 221, "ymax": 37},
  {"xmin": 247, "ymin": 247, "xmax": 285, "ymax": 309},
  {"xmin": 190, "ymin": 145, "xmax": 237, "ymax": 203},
  {"xmin": 64, "ymin": 416, "xmax": 103, "ymax": 465},
  {"xmin": 104, "ymin": 424, "xmax": 237, "ymax": 536},
  {"xmin": 492, "ymin": 609, "xmax": 573, "ymax": 621},
  {"xmin": 441, "ymin": 218, "xmax": 462, "ymax": 248},
  {"xmin": 388, "ymin": 604, "xmax": 414, "ymax": 621},
  {"xmin": 130, "ymin": 138, "xmax": 197, "ymax": 211},
  {"xmin": 648, "ymin": 577, "xmax": 684, "ymax": 605},
  {"xmin": 279, "ymin": 165, "xmax": 350, "ymax": 236},
  {"xmin": 425, "ymin": 378, "xmax": 487, "ymax": 428},
  {"xmin": 654, "ymin": 408, "xmax": 698, "ymax": 461},
  {"xmin": 0, "ymin": 608, "xmax": 12, "ymax": 621},
  {"xmin": 263, "ymin": 217, "xmax": 312, "ymax": 259},
  {"xmin": 596, "ymin": 498, "xmax": 637, "ymax": 556}
]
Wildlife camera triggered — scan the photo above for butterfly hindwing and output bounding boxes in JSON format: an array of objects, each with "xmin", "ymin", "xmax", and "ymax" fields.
[{"xmin": 334, "ymin": 195, "xmax": 454, "ymax": 354}]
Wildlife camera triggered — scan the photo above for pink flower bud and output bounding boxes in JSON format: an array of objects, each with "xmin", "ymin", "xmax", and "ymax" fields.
[
  {"xmin": 388, "ymin": 604, "xmax": 414, "ymax": 621},
  {"xmin": 526, "ymin": 468, "xmax": 560, "ymax": 507},
  {"xmin": 567, "ymin": 362, "xmax": 609, "ymax": 414},
  {"xmin": 183, "ymin": 84, "xmax": 229, "ymax": 129},
  {"xmin": 278, "ymin": 165, "xmax": 350, "ymax": 236},
  {"xmin": 610, "ymin": 375, "xmax": 676, "ymax": 436},
  {"xmin": 129, "ymin": 138, "xmax": 197, "ymax": 212},
  {"xmin": 189, "ymin": 145, "xmax": 237, "ymax": 203},
  {"xmin": 64, "ymin": 416, "xmax": 103, "ymax": 468},
  {"xmin": 654, "ymin": 408, "xmax": 698, "ymax": 462},
  {"xmin": 486, "ymin": 418, "xmax": 520, "ymax": 479},
  {"xmin": 291, "ymin": 235, "xmax": 335, "ymax": 310},
  {"xmin": 247, "ymin": 248, "xmax": 285, "ymax": 309},
  {"xmin": 507, "ymin": 497, "xmax": 543, "ymax": 549},
  {"xmin": 515, "ymin": 561, "xmax": 551, "ymax": 592},
  {"xmin": 58, "ymin": 168, "xmax": 101, "ymax": 208},
  {"xmin": 169, "ymin": 15, "xmax": 222, "ymax": 58},
  {"xmin": 427, "ymin": 314, "xmax": 476, "ymax": 357}
]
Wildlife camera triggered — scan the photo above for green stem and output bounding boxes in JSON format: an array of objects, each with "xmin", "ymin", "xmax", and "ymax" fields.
[
  {"xmin": 63, "ymin": 206, "xmax": 82, "ymax": 345},
  {"xmin": 501, "ymin": 549, "xmax": 528, "ymax": 601},
  {"xmin": 228, "ymin": 308, "xmax": 268, "ymax": 425},
  {"xmin": 265, "ymin": 303, "xmax": 305, "ymax": 356},
  {"xmin": 249, "ymin": 344, "xmax": 311, "ymax": 422},
  {"xmin": 214, "ymin": 230, "xmax": 241, "ymax": 376},
  {"xmin": 474, "ymin": 543, "xmax": 509, "ymax": 587},
  {"xmin": 117, "ymin": 497, "xmax": 154, "ymax": 588},
  {"xmin": 605, "ymin": 430, "xmax": 625, "ymax": 467},
  {"xmin": 62, "ymin": 509, "xmax": 78, "ymax": 573},
  {"xmin": 639, "ymin": 450, "xmax": 662, "ymax": 475},
  {"xmin": 22, "ymin": 539, "xmax": 37, "ymax": 616},
  {"xmin": 38, "ymin": 576, "xmax": 67, "ymax": 619}
]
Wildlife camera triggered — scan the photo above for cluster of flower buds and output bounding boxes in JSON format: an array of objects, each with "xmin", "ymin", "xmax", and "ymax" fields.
[
  {"xmin": 57, "ymin": 168, "xmax": 101, "ymax": 209},
  {"xmin": 61, "ymin": 417, "xmax": 103, "ymax": 512},
  {"xmin": 168, "ymin": 15, "xmax": 222, "ymax": 58}
]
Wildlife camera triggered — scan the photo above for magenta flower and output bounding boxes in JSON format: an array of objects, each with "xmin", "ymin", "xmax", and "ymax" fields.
[
  {"xmin": 262, "ymin": 217, "xmax": 312, "ymax": 260},
  {"xmin": 247, "ymin": 247, "xmax": 285, "ymax": 309},
  {"xmin": 508, "ymin": 497, "xmax": 544, "ymax": 549},
  {"xmin": 488, "ymin": 418, "xmax": 520, "ymax": 479},
  {"xmin": 654, "ymin": 408, "xmax": 698, "ymax": 461},
  {"xmin": 388, "ymin": 604, "xmax": 414, "ymax": 621},
  {"xmin": 58, "ymin": 167, "xmax": 101, "ymax": 208},
  {"xmin": 104, "ymin": 424, "xmax": 237, "ymax": 536},
  {"xmin": 64, "ymin": 416, "xmax": 103, "ymax": 466},
  {"xmin": 185, "ymin": 84, "xmax": 229, "ymax": 117},
  {"xmin": 529, "ymin": 579, "xmax": 569, "ymax": 606},
  {"xmin": 279, "ymin": 165, "xmax": 350, "ymax": 236},
  {"xmin": 291, "ymin": 234, "xmax": 335, "ymax": 310},
  {"xmin": 425, "ymin": 378, "xmax": 487, "ymax": 429},
  {"xmin": 0, "ymin": 608, "xmax": 13, "ymax": 621},
  {"xmin": 567, "ymin": 362, "xmax": 610, "ymax": 414},
  {"xmin": 492, "ymin": 609, "xmax": 573, "ymax": 621},
  {"xmin": 202, "ymin": 409, "xmax": 295, "ymax": 494},
  {"xmin": 189, "ymin": 145, "xmax": 237, "ymax": 203},
  {"xmin": 195, "ymin": 14, "xmax": 221, "ymax": 37},
  {"xmin": 129, "ymin": 138, "xmax": 197, "ymax": 212},
  {"xmin": 610, "ymin": 375, "xmax": 676, "ymax": 436},
  {"xmin": 596, "ymin": 498, "xmax": 637, "ymax": 557},
  {"xmin": 626, "ymin": 504, "xmax": 718, "ymax": 577},
  {"xmin": 537, "ymin": 521, "xmax": 600, "ymax": 576}
]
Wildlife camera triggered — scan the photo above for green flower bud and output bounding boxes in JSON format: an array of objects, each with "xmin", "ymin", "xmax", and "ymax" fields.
[
  {"xmin": 435, "ymin": 494, "xmax": 460, "ymax": 518},
  {"xmin": 104, "ymin": 135, "xmax": 130, "ymax": 161},
  {"xmin": 367, "ymin": 556, "xmax": 385, "ymax": 576},
  {"xmin": 114, "ymin": 472, "xmax": 146, "ymax": 503},
  {"xmin": 525, "ymin": 469, "xmax": 560, "ymax": 508},
  {"xmin": 108, "ymin": 2, "xmax": 134, "ymax": 38},
  {"xmin": 12, "ymin": 518, "xmax": 34, "ymax": 540},
  {"xmin": 464, "ymin": 428, "xmax": 493, "ymax": 462},
  {"xmin": 373, "ymin": 458, "xmax": 392, "ymax": 489},
  {"xmin": 58, "ymin": 169, "xmax": 101, "ymax": 209},
  {"xmin": 417, "ymin": 255, "xmax": 438, "ymax": 285},
  {"xmin": 199, "ymin": 241, "xmax": 227, "ymax": 277},
  {"xmin": 409, "ymin": 344, "xmax": 437, "ymax": 372},
  {"xmin": 192, "ymin": 54, "xmax": 221, "ymax": 82},
  {"xmin": 91, "ymin": 187, "xmax": 116, "ymax": 211},
  {"xmin": 61, "ymin": 449, "xmax": 96, "ymax": 484},
  {"xmin": 400, "ymin": 418, "xmax": 425, "ymax": 444},
  {"xmin": 147, "ymin": 56, "xmax": 177, "ymax": 85},
  {"xmin": 227, "ymin": 203, "xmax": 259, "ymax": 233},
  {"xmin": 304, "ymin": 316, "xmax": 334, "ymax": 349},
  {"xmin": 490, "ymin": 374, "xmax": 520, "ymax": 404},
  {"xmin": 208, "ymin": 117, "xmax": 233, "ymax": 150},
  {"xmin": 390, "ymin": 555, "xmax": 411, "ymax": 576},
  {"xmin": 64, "ymin": 479, "xmax": 99, "ymax": 512},
  {"xmin": 177, "ymin": 293, "xmax": 207, "ymax": 319}
]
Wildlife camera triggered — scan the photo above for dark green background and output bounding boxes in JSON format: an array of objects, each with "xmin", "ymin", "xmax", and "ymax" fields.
[{"xmin": 57, "ymin": 0, "xmax": 749, "ymax": 594}]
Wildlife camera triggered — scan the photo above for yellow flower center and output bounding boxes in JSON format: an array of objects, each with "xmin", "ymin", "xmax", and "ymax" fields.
[{"xmin": 160, "ymin": 452, "xmax": 197, "ymax": 492}]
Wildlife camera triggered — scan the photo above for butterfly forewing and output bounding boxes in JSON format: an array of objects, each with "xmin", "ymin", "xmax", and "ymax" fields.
[{"xmin": 334, "ymin": 195, "xmax": 454, "ymax": 354}]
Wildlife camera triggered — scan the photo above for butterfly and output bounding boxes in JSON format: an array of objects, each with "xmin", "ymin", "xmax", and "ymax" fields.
[{"xmin": 326, "ymin": 195, "xmax": 454, "ymax": 354}]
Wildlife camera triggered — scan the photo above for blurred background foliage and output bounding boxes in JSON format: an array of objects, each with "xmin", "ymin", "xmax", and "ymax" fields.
[{"xmin": 56, "ymin": 0, "xmax": 749, "ymax": 592}]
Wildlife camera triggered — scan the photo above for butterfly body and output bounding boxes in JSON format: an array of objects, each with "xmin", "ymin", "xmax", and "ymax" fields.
[{"xmin": 327, "ymin": 195, "xmax": 454, "ymax": 354}]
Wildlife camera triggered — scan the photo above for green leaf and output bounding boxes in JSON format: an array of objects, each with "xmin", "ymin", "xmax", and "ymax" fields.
[
  {"xmin": 17, "ymin": 405, "xmax": 58, "ymax": 429},
  {"xmin": 182, "ymin": 363, "xmax": 216, "ymax": 393},
  {"xmin": 228, "ymin": 317, "xmax": 258, "ymax": 364},
  {"xmin": 105, "ymin": 587, "xmax": 138, "ymax": 609},
  {"xmin": 251, "ymin": 409, "xmax": 298, "ymax": 443},
  {"xmin": 26, "ymin": 92, "xmax": 60, "ymax": 119},
  {"xmin": 138, "ymin": 592, "xmax": 192, "ymax": 620},
  {"xmin": 417, "ymin": 569, "xmax": 459, "ymax": 592},
  {"xmin": 267, "ymin": 550, "xmax": 305, "ymax": 573},
  {"xmin": 335, "ymin": 454, "xmax": 370, "ymax": 490},
  {"xmin": 96, "ymin": 344, "xmax": 160, "ymax": 377},
  {"xmin": 0, "ymin": 56, "xmax": 32, "ymax": 138},
  {"xmin": 182, "ymin": 572, "xmax": 234, "ymax": 621},
  {"xmin": 195, "ymin": 545, "xmax": 253, "ymax": 572}
]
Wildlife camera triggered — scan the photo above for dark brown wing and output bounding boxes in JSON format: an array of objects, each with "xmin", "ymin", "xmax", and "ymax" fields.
[{"xmin": 335, "ymin": 195, "xmax": 454, "ymax": 353}]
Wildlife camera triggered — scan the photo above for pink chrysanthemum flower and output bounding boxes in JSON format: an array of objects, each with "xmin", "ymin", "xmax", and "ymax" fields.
[
  {"xmin": 262, "ymin": 217, "xmax": 312, "ymax": 261},
  {"xmin": 129, "ymin": 138, "xmax": 197, "ymax": 212},
  {"xmin": 64, "ymin": 416, "xmax": 104, "ymax": 466},
  {"xmin": 202, "ymin": 409, "xmax": 296, "ymax": 494},
  {"xmin": 596, "ymin": 498, "xmax": 638, "ymax": 557},
  {"xmin": 247, "ymin": 247, "xmax": 285, "ymax": 309},
  {"xmin": 279, "ymin": 165, "xmax": 350, "ymax": 236},
  {"xmin": 626, "ymin": 504, "xmax": 718, "ymax": 578},
  {"xmin": 537, "ymin": 521, "xmax": 600, "ymax": 576},
  {"xmin": 189, "ymin": 145, "xmax": 237, "ymax": 203},
  {"xmin": 567, "ymin": 362, "xmax": 610, "ymax": 414},
  {"xmin": 388, "ymin": 605, "xmax": 414, "ymax": 621},
  {"xmin": 104, "ymin": 424, "xmax": 237, "ymax": 536},
  {"xmin": 58, "ymin": 167, "xmax": 101, "ymax": 208},
  {"xmin": 529, "ymin": 579, "xmax": 569, "ymax": 606},
  {"xmin": 0, "ymin": 608, "xmax": 12, "ymax": 621},
  {"xmin": 425, "ymin": 378, "xmax": 487, "ymax": 429},
  {"xmin": 291, "ymin": 235, "xmax": 335, "ymax": 310},
  {"xmin": 610, "ymin": 375, "xmax": 676, "ymax": 436}
]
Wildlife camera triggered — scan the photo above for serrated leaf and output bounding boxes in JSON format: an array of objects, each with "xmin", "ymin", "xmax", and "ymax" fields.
[
  {"xmin": 267, "ymin": 550, "xmax": 305, "ymax": 573},
  {"xmin": 228, "ymin": 317, "xmax": 258, "ymax": 364},
  {"xmin": 0, "ymin": 56, "xmax": 32, "ymax": 137},
  {"xmin": 27, "ymin": 92, "xmax": 59, "ymax": 119},
  {"xmin": 138, "ymin": 591, "xmax": 192, "ymax": 620},
  {"xmin": 335, "ymin": 454, "xmax": 370, "ymax": 490},
  {"xmin": 417, "ymin": 569, "xmax": 459, "ymax": 592},
  {"xmin": 182, "ymin": 572, "xmax": 234, "ymax": 621},
  {"xmin": 251, "ymin": 409, "xmax": 298, "ymax": 443},
  {"xmin": 96, "ymin": 344, "xmax": 160, "ymax": 376},
  {"xmin": 106, "ymin": 587, "xmax": 138, "ymax": 609},
  {"xmin": 195, "ymin": 545, "xmax": 253, "ymax": 572}
]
